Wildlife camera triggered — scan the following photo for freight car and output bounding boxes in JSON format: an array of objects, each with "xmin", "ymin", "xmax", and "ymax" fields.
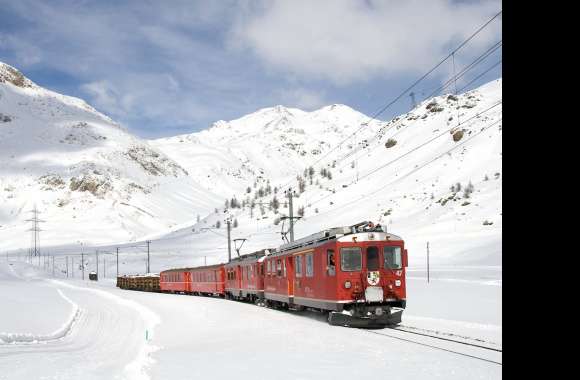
[{"xmin": 116, "ymin": 274, "xmax": 160, "ymax": 292}]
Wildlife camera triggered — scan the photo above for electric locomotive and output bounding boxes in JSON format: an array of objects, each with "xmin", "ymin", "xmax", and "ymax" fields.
[{"xmin": 264, "ymin": 221, "xmax": 407, "ymax": 327}]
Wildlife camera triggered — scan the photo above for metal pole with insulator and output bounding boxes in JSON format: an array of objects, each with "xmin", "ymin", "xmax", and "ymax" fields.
[
  {"xmin": 226, "ymin": 219, "xmax": 232, "ymax": 263},
  {"xmin": 427, "ymin": 242, "xmax": 430, "ymax": 283}
]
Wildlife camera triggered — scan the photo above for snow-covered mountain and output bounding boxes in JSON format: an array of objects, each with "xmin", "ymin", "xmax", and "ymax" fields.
[
  {"xmin": 0, "ymin": 62, "xmax": 220, "ymax": 249},
  {"xmin": 1, "ymin": 61, "xmax": 501, "ymax": 266},
  {"xmin": 151, "ymin": 79, "xmax": 502, "ymax": 266}
]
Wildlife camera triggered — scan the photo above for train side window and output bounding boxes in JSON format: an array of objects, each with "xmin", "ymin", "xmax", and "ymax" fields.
[
  {"xmin": 296, "ymin": 256, "xmax": 303, "ymax": 277},
  {"xmin": 327, "ymin": 250, "xmax": 336, "ymax": 276},
  {"xmin": 384, "ymin": 246, "xmax": 402, "ymax": 269},
  {"xmin": 340, "ymin": 247, "xmax": 362, "ymax": 272},
  {"xmin": 306, "ymin": 253, "xmax": 314, "ymax": 277},
  {"xmin": 283, "ymin": 260, "xmax": 286, "ymax": 278},
  {"xmin": 367, "ymin": 246, "xmax": 380, "ymax": 271},
  {"xmin": 267, "ymin": 260, "xmax": 271, "ymax": 274},
  {"xmin": 276, "ymin": 259, "xmax": 282, "ymax": 277}
]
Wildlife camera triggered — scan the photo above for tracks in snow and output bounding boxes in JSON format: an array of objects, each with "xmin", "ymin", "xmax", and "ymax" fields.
[{"xmin": 363, "ymin": 325, "xmax": 502, "ymax": 365}]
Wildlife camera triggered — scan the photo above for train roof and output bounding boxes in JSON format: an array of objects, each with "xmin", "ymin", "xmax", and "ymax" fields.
[
  {"xmin": 225, "ymin": 248, "xmax": 275, "ymax": 266},
  {"xmin": 160, "ymin": 263, "xmax": 225, "ymax": 273},
  {"xmin": 268, "ymin": 221, "xmax": 402, "ymax": 257}
]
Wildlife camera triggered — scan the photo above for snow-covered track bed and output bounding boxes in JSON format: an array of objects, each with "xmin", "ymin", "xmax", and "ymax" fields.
[
  {"xmin": 392, "ymin": 324, "xmax": 502, "ymax": 351},
  {"xmin": 364, "ymin": 327, "xmax": 502, "ymax": 365}
]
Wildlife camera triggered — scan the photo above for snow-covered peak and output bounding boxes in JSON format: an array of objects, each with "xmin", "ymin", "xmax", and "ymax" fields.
[{"xmin": 0, "ymin": 62, "xmax": 218, "ymax": 250}]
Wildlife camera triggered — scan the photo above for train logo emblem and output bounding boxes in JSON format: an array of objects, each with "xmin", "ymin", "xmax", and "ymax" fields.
[{"xmin": 367, "ymin": 271, "xmax": 380, "ymax": 286}]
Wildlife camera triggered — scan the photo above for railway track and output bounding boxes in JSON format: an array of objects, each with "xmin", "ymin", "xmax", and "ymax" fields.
[{"xmin": 364, "ymin": 326, "xmax": 502, "ymax": 365}]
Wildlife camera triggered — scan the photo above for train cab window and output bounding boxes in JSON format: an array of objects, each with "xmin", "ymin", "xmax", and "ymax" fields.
[
  {"xmin": 305, "ymin": 253, "xmax": 314, "ymax": 277},
  {"xmin": 295, "ymin": 255, "xmax": 303, "ymax": 277},
  {"xmin": 283, "ymin": 260, "xmax": 286, "ymax": 277},
  {"xmin": 384, "ymin": 246, "xmax": 403, "ymax": 269},
  {"xmin": 267, "ymin": 260, "xmax": 271, "ymax": 275},
  {"xmin": 276, "ymin": 259, "xmax": 283, "ymax": 277},
  {"xmin": 327, "ymin": 250, "xmax": 336, "ymax": 276},
  {"xmin": 340, "ymin": 247, "xmax": 362, "ymax": 272},
  {"xmin": 367, "ymin": 246, "xmax": 380, "ymax": 271}
]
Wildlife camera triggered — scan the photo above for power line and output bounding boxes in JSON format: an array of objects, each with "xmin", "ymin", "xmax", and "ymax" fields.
[
  {"xmin": 308, "ymin": 101, "xmax": 502, "ymax": 209},
  {"xmin": 458, "ymin": 60, "xmax": 502, "ymax": 93},
  {"xmin": 309, "ymin": 117, "xmax": 502, "ymax": 221},
  {"xmin": 274, "ymin": 9, "xmax": 502, "ymax": 193},
  {"xmin": 330, "ymin": 39, "xmax": 502, "ymax": 176}
]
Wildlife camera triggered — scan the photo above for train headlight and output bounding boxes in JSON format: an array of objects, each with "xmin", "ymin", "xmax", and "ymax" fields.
[
  {"xmin": 395, "ymin": 280, "xmax": 401, "ymax": 287},
  {"xmin": 344, "ymin": 281, "xmax": 352, "ymax": 289}
]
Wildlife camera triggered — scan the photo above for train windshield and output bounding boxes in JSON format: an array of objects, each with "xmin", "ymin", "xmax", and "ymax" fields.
[
  {"xmin": 341, "ymin": 247, "xmax": 362, "ymax": 272},
  {"xmin": 384, "ymin": 246, "xmax": 402, "ymax": 269},
  {"xmin": 367, "ymin": 246, "xmax": 380, "ymax": 271}
]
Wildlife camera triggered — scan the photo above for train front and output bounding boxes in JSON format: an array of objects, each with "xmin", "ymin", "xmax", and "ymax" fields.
[{"xmin": 329, "ymin": 228, "xmax": 408, "ymax": 327}]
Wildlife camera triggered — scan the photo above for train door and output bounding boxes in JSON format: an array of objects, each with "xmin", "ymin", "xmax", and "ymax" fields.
[
  {"xmin": 365, "ymin": 245, "xmax": 383, "ymax": 302},
  {"xmin": 286, "ymin": 256, "xmax": 294, "ymax": 297},
  {"xmin": 186, "ymin": 272, "xmax": 192, "ymax": 293}
]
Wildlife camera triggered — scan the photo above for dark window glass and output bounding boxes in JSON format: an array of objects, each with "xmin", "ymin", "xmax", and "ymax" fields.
[
  {"xmin": 327, "ymin": 250, "xmax": 335, "ymax": 276},
  {"xmin": 296, "ymin": 256, "xmax": 303, "ymax": 277},
  {"xmin": 340, "ymin": 247, "xmax": 362, "ymax": 271},
  {"xmin": 306, "ymin": 253, "xmax": 314, "ymax": 277},
  {"xmin": 367, "ymin": 246, "xmax": 379, "ymax": 271},
  {"xmin": 383, "ymin": 246, "xmax": 403, "ymax": 269}
]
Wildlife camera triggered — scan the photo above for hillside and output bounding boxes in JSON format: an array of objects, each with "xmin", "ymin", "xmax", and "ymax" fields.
[
  {"xmin": 150, "ymin": 79, "xmax": 502, "ymax": 266},
  {"xmin": 0, "ymin": 62, "xmax": 221, "ymax": 250},
  {"xmin": 1, "ymin": 61, "xmax": 501, "ymax": 266}
]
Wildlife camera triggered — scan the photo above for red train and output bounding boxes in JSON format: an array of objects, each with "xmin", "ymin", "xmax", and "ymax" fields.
[{"xmin": 155, "ymin": 221, "xmax": 407, "ymax": 327}]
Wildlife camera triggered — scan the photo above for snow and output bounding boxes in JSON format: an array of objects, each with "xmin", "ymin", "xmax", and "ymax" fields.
[
  {"xmin": 0, "ymin": 261, "xmax": 501, "ymax": 379},
  {"xmin": 0, "ymin": 62, "xmax": 501, "ymax": 378}
]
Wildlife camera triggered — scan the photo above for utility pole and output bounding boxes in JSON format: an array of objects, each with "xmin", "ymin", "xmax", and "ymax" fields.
[
  {"xmin": 25, "ymin": 205, "xmax": 45, "ymax": 258},
  {"xmin": 52, "ymin": 255, "xmax": 55, "ymax": 277},
  {"xmin": 71, "ymin": 257, "xmax": 74, "ymax": 278},
  {"xmin": 66, "ymin": 256, "xmax": 69, "ymax": 278},
  {"xmin": 146, "ymin": 240, "xmax": 151, "ymax": 273},
  {"xmin": 226, "ymin": 219, "xmax": 232, "ymax": 263},
  {"xmin": 96, "ymin": 250, "xmax": 99, "ymax": 278},
  {"xmin": 427, "ymin": 242, "xmax": 430, "ymax": 283},
  {"xmin": 81, "ymin": 246, "xmax": 85, "ymax": 280},
  {"xmin": 288, "ymin": 188, "xmax": 294, "ymax": 242},
  {"xmin": 409, "ymin": 91, "xmax": 417, "ymax": 109},
  {"xmin": 116, "ymin": 247, "xmax": 119, "ymax": 278},
  {"xmin": 103, "ymin": 258, "xmax": 106, "ymax": 278},
  {"xmin": 286, "ymin": 188, "xmax": 295, "ymax": 242}
]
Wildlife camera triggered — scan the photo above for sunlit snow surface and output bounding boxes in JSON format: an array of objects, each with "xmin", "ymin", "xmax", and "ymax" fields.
[{"xmin": 0, "ymin": 261, "xmax": 501, "ymax": 379}]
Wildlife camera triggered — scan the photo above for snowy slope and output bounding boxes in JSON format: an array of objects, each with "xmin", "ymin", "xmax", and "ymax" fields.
[
  {"xmin": 0, "ymin": 261, "xmax": 501, "ymax": 380},
  {"xmin": 1, "ymin": 60, "xmax": 501, "ymax": 267},
  {"xmin": 0, "ymin": 62, "xmax": 221, "ymax": 249},
  {"xmin": 150, "ymin": 79, "xmax": 502, "ymax": 266}
]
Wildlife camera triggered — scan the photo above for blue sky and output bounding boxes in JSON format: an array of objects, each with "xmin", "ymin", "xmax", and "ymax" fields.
[{"xmin": 0, "ymin": 0, "xmax": 501, "ymax": 138}]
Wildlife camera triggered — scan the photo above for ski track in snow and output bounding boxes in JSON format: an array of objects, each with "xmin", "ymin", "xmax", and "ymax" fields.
[
  {"xmin": 50, "ymin": 279, "xmax": 162, "ymax": 380},
  {"xmin": 0, "ymin": 265, "xmax": 162, "ymax": 380},
  {"xmin": 0, "ymin": 289, "xmax": 81, "ymax": 345}
]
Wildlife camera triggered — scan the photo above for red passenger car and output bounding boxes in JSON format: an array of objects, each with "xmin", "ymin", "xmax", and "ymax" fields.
[
  {"xmin": 224, "ymin": 249, "xmax": 272, "ymax": 302},
  {"xmin": 190, "ymin": 264, "xmax": 226, "ymax": 296},
  {"xmin": 160, "ymin": 264, "xmax": 226, "ymax": 296},
  {"xmin": 160, "ymin": 268, "xmax": 190, "ymax": 293},
  {"xmin": 264, "ymin": 221, "xmax": 408, "ymax": 327}
]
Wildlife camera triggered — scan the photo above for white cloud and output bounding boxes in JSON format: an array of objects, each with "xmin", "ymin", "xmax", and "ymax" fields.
[
  {"xmin": 230, "ymin": 0, "xmax": 501, "ymax": 85},
  {"xmin": 277, "ymin": 88, "xmax": 327, "ymax": 110}
]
